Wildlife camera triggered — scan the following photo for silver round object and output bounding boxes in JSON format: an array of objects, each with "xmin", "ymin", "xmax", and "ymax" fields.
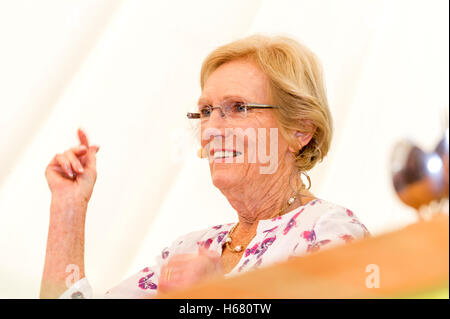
[
  {"xmin": 391, "ymin": 139, "xmax": 446, "ymax": 210},
  {"xmin": 434, "ymin": 127, "xmax": 449, "ymax": 197}
]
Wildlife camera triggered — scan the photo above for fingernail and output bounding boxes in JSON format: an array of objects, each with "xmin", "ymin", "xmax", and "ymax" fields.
[
  {"xmin": 66, "ymin": 165, "xmax": 74, "ymax": 178},
  {"xmin": 78, "ymin": 165, "xmax": 84, "ymax": 173}
]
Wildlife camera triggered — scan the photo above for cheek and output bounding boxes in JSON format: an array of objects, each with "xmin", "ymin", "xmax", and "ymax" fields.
[
  {"xmin": 254, "ymin": 118, "xmax": 285, "ymax": 154},
  {"xmin": 200, "ymin": 126, "xmax": 207, "ymax": 147},
  {"xmin": 277, "ymin": 133, "xmax": 290, "ymax": 154}
]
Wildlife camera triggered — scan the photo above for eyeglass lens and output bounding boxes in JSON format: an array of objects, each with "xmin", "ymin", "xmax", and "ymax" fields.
[{"xmin": 199, "ymin": 99, "xmax": 247, "ymax": 121}]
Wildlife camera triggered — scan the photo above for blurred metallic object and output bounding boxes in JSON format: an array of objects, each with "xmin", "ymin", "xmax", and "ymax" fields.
[
  {"xmin": 434, "ymin": 128, "xmax": 449, "ymax": 198},
  {"xmin": 391, "ymin": 128, "xmax": 449, "ymax": 216}
]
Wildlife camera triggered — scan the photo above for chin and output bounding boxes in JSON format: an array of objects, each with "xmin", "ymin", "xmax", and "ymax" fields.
[{"xmin": 210, "ymin": 164, "xmax": 239, "ymax": 190}]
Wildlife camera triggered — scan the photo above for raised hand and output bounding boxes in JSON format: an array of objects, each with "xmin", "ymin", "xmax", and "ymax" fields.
[{"xmin": 45, "ymin": 128, "xmax": 100, "ymax": 206}]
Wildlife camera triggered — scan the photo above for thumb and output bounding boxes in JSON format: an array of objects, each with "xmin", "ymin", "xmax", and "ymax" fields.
[
  {"xmin": 198, "ymin": 247, "xmax": 222, "ymax": 274},
  {"xmin": 198, "ymin": 246, "xmax": 220, "ymax": 261}
]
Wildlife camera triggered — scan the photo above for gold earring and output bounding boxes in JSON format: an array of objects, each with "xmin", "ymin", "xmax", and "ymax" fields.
[{"xmin": 301, "ymin": 170, "xmax": 312, "ymax": 190}]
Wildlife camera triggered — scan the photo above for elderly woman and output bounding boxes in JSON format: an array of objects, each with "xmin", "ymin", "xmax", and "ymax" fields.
[{"xmin": 40, "ymin": 35, "xmax": 369, "ymax": 299}]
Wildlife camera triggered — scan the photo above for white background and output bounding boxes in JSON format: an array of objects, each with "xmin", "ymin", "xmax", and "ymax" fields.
[{"xmin": 0, "ymin": 0, "xmax": 448, "ymax": 298}]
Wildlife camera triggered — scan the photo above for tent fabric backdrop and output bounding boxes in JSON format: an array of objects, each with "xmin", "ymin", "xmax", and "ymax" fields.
[{"xmin": 0, "ymin": 0, "xmax": 447, "ymax": 298}]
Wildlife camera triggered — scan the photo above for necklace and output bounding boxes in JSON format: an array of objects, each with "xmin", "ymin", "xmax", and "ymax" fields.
[{"xmin": 224, "ymin": 191, "xmax": 302, "ymax": 253}]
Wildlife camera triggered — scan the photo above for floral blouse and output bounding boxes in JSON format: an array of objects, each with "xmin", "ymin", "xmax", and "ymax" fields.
[{"xmin": 59, "ymin": 198, "xmax": 370, "ymax": 298}]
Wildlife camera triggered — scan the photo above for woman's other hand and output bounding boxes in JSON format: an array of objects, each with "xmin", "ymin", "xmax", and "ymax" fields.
[
  {"xmin": 158, "ymin": 247, "xmax": 222, "ymax": 294},
  {"xmin": 45, "ymin": 128, "xmax": 100, "ymax": 207}
]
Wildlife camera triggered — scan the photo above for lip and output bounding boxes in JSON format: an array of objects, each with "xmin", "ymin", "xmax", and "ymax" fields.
[
  {"xmin": 209, "ymin": 149, "xmax": 244, "ymax": 163},
  {"xmin": 210, "ymin": 149, "xmax": 239, "ymax": 156}
]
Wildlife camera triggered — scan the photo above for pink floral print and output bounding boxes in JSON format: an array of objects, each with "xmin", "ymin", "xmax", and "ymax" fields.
[
  {"xmin": 138, "ymin": 272, "xmax": 157, "ymax": 290},
  {"xmin": 60, "ymin": 199, "xmax": 370, "ymax": 299}
]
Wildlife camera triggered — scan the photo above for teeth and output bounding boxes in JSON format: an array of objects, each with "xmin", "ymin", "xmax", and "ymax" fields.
[{"xmin": 213, "ymin": 151, "xmax": 242, "ymax": 159}]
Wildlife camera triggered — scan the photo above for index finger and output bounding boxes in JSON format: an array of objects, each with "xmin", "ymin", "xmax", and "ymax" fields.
[{"xmin": 77, "ymin": 128, "xmax": 89, "ymax": 147}]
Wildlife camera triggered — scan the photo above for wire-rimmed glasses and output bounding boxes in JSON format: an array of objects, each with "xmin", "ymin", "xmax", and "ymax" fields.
[{"xmin": 187, "ymin": 97, "xmax": 279, "ymax": 122}]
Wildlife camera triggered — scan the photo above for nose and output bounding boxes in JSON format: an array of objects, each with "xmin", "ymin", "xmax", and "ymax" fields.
[
  {"xmin": 205, "ymin": 107, "xmax": 228, "ymax": 128},
  {"xmin": 209, "ymin": 107, "xmax": 226, "ymax": 120}
]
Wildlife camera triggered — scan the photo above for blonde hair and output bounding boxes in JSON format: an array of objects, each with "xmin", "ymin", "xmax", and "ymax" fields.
[{"xmin": 200, "ymin": 34, "xmax": 333, "ymax": 172}]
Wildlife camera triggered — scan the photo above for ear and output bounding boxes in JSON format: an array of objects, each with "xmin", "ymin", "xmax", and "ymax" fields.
[{"xmin": 288, "ymin": 131, "xmax": 314, "ymax": 153}]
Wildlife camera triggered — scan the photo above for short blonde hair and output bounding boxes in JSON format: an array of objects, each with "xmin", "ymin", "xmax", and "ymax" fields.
[{"xmin": 200, "ymin": 34, "xmax": 333, "ymax": 172}]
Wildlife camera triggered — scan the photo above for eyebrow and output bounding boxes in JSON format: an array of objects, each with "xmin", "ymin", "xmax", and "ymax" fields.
[
  {"xmin": 197, "ymin": 95, "xmax": 248, "ymax": 106},
  {"xmin": 197, "ymin": 97, "xmax": 209, "ymax": 106}
]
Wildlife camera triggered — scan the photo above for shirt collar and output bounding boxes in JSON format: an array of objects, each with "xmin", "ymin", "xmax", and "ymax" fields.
[{"xmin": 256, "ymin": 198, "xmax": 320, "ymax": 232}]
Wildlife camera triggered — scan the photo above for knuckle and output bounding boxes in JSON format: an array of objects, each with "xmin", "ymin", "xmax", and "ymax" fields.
[
  {"xmin": 55, "ymin": 154, "xmax": 64, "ymax": 163},
  {"xmin": 64, "ymin": 149, "xmax": 74, "ymax": 157}
]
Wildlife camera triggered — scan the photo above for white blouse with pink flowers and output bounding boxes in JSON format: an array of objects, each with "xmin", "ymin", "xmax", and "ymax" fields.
[{"xmin": 59, "ymin": 198, "xmax": 370, "ymax": 299}]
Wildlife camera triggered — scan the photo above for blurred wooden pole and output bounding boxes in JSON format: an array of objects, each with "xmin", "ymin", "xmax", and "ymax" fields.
[{"xmin": 160, "ymin": 214, "xmax": 449, "ymax": 299}]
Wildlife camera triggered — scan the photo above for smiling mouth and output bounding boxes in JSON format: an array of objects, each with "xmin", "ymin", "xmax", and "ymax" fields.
[{"xmin": 211, "ymin": 150, "xmax": 243, "ymax": 160}]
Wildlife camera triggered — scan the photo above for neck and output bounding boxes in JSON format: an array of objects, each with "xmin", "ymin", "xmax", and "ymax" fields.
[{"xmin": 221, "ymin": 161, "xmax": 313, "ymax": 237}]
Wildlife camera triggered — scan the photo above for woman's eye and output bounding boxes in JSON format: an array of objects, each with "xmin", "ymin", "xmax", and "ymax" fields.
[
  {"xmin": 233, "ymin": 102, "xmax": 247, "ymax": 112},
  {"xmin": 199, "ymin": 106, "xmax": 211, "ymax": 117}
]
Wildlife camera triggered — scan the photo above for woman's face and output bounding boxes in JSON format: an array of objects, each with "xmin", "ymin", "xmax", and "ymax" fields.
[{"xmin": 199, "ymin": 59, "xmax": 292, "ymax": 192}]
